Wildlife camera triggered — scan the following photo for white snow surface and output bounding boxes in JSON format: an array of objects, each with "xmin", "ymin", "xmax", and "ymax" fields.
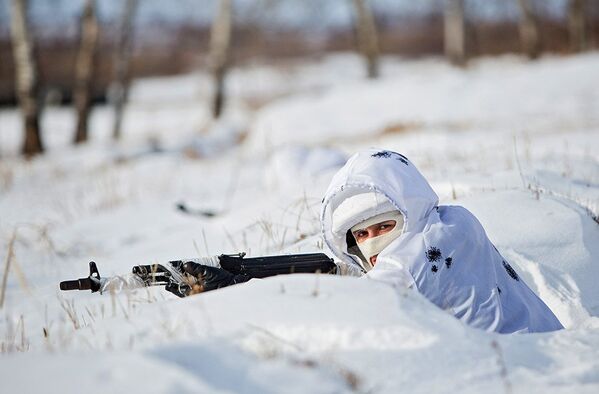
[{"xmin": 0, "ymin": 52, "xmax": 598, "ymax": 393}]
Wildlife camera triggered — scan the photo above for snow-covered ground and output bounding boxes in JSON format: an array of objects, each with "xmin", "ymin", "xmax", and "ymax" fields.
[{"xmin": 0, "ymin": 52, "xmax": 598, "ymax": 393}]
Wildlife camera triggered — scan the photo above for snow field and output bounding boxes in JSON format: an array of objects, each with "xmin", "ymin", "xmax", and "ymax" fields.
[{"xmin": 0, "ymin": 52, "xmax": 598, "ymax": 392}]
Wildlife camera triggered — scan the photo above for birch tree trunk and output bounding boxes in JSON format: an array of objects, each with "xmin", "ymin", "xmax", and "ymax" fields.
[
  {"xmin": 351, "ymin": 0, "xmax": 380, "ymax": 79},
  {"xmin": 9, "ymin": 0, "xmax": 42, "ymax": 156},
  {"xmin": 209, "ymin": 0, "xmax": 232, "ymax": 119},
  {"xmin": 568, "ymin": 0, "xmax": 587, "ymax": 52},
  {"xmin": 73, "ymin": 0, "xmax": 99, "ymax": 144},
  {"xmin": 111, "ymin": 0, "xmax": 137, "ymax": 140},
  {"xmin": 444, "ymin": 0, "xmax": 466, "ymax": 66},
  {"xmin": 517, "ymin": 0, "xmax": 541, "ymax": 59}
]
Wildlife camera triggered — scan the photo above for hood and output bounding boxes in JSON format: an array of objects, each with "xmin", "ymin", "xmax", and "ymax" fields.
[
  {"xmin": 321, "ymin": 149, "xmax": 439, "ymax": 268},
  {"xmin": 321, "ymin": 149, "xmax": 563, "ymax": 334}
]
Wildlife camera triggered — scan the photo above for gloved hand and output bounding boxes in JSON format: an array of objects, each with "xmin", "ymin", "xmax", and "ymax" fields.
[{"xmin": 165, "ymin": 262, "xmax": 250, "ymax": 297}]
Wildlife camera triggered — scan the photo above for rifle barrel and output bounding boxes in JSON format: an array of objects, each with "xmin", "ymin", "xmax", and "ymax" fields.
[{"xmin": 59, "ymin": 278, "xmax": 93, "ymax": 291}]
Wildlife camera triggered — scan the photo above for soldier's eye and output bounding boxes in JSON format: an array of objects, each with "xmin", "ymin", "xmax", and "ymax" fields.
[
  {"xmin": 379, "ymin": 221, "xmax": 396, "ymax": 231},
  {"xmin": 354, "ymin": 231, "xmax": 368, "ymax": 239}
]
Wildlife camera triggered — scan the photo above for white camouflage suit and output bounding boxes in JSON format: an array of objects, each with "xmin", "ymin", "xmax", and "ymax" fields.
[{"xmin": 321, "ymin": 149, "xmax": 563, "ymax": 333}]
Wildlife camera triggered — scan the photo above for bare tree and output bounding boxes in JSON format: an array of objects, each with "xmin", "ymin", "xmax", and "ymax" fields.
[
  {"xmin": 111, "ymin": 0, "xmax": 137, "ymax": 140},
  {"xmin": 517, "ymin": 0, "xmax": 541, "ymax": 59},
  {"xmin": 589, "ymin": 0, "xmax": 598, "ymax": 49},
  {"xmin": 444, "ymin": 0, "xmax": 466, "ymax": 66},
  {"xmin": 568, "ymin": 0, "xmax": 587, "ymax": 52},
  {"xmin": 209, "ymin": 0, "xmax": 233, "ymax": 119},
  {"xmin": 351, "ymin": 0, "xmax": 380, "ymax": 79},
  {"xmin": 9, "ymin": 0, "xmax": 42, "ymax": 156},
  {"xmin": 73, "ymin": 0, "xmax": 99, "ymax": 144}
]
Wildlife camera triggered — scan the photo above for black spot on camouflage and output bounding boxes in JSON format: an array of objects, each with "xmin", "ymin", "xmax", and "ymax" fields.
[
  {"xmin": 445, "ymin": 257, "xmax": 452, "ymax": 268},
  {"xmin": 431, "ymin": 265, "xmax": 438, "ymax": 273},
  {"xmin": 502, "ymin": 261, "xmax": 520, "ymax": 281},
  {"xmin": 371, "ymin": 150, "xmax": 409, "ymax": 165},
  {"xmin": 497, "ymin": 286, "xmax": 502, "ymax": 294},
  {"xmin": 426, "ymin": 246, "xmax": 442, "ymax": 263},
  {"xmin": 372, "ymin": 151, "xmax": 392, "ymax": 159},
  {"xmin": 395, "ymin": 153, "xmax": 409, "ymax": 165}
]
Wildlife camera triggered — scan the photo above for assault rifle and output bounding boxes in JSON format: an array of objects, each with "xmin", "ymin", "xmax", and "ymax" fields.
[{"xmin": 60, "ymin": 253, "xmax": 337, "ymax": 297}]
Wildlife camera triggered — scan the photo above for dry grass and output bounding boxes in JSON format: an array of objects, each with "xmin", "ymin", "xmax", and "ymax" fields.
[
  {"xmin": 246, "ymin": 324, "xmax": 364, "ymax": 392},
  {"xmin": 0, "ymin": 230, "xmax": 17, "ymax": 309},
  {"xmin": 0, "ymin": 315, "xmax": 29, "ymax": 353},
  {"xmin": 311, "ymin": 273, "xmax": 320, "ymax": 297},
  {"xmin": 0, "ymin": 164, "xmax": 14, "ymax": 193},
  {"xmin": 513, "ymin": 136, "xmax": 599, "ymax": 224},
  {"xmin": 380, "ymin": 122, "xmax": 423, "ymax": 135},
  {"xmin": 58, "ymin": 296, "xmax": 81, "ymax": 330},
  {"xmin": 235, "ymin": 194, "xmax": 323, "ymax": 254},
  {"xmin": 491, "ymin": 340, "xmax": 513, "ymax": 394}
]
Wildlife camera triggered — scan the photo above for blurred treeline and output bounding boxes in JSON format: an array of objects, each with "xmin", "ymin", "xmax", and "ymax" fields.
[{"xmin": 1, "ymin": 0, "xmax": 598, "ymax": 107}]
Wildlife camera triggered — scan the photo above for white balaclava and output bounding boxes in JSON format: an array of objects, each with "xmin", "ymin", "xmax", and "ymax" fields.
[
  {"xmin": 331, "ymin": 192, "xmax": 404, "ymax": 269},
  {"xmin": 350, "ymin": 210, "xmax": 404, "ymax": 263}
]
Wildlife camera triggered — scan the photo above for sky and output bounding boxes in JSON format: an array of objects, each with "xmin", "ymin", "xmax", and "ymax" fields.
[{"xmin": 0, "ymin": 0, "xmax": 571, "ymax": 36}]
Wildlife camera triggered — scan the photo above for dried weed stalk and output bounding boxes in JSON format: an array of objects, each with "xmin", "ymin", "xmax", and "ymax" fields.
[{"xmin": 0, "ymin": 230, "xmax": 17, "ymax": 309}]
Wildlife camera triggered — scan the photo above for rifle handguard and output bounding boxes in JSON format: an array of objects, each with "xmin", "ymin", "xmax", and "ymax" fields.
[{"xmin": 218, "ymin": 252, "xmax": 337, "ymax": 278}]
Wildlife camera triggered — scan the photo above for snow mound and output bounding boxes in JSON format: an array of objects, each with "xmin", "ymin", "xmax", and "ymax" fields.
[
  {"xmin": 1, "ymin": 52, "xmax": 598, "ymax": 392},
  {"xmin": 2, "ymin": 275, "xmax": 599, "ymax": 393},
  {"xmin": 458, "ymin": 190, "xmax": 599, "ymax": 327},
  {"xmin": 265, "ymin": 146, "xmax": 348, "ymax": 190},
  {"xmin": 249, "ymin": 54, "xmax": 599, "ymax": 151}
]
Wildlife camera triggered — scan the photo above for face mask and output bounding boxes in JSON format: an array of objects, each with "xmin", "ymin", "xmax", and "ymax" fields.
[{"xmin": 351, "ymin": 211, "xmax": 404, "ymax": 264}]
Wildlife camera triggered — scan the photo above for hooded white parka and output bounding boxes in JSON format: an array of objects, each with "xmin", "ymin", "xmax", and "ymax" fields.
[{"xmin": 321, "ymin": 149, "xmax": 563, "ymax": 333}]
